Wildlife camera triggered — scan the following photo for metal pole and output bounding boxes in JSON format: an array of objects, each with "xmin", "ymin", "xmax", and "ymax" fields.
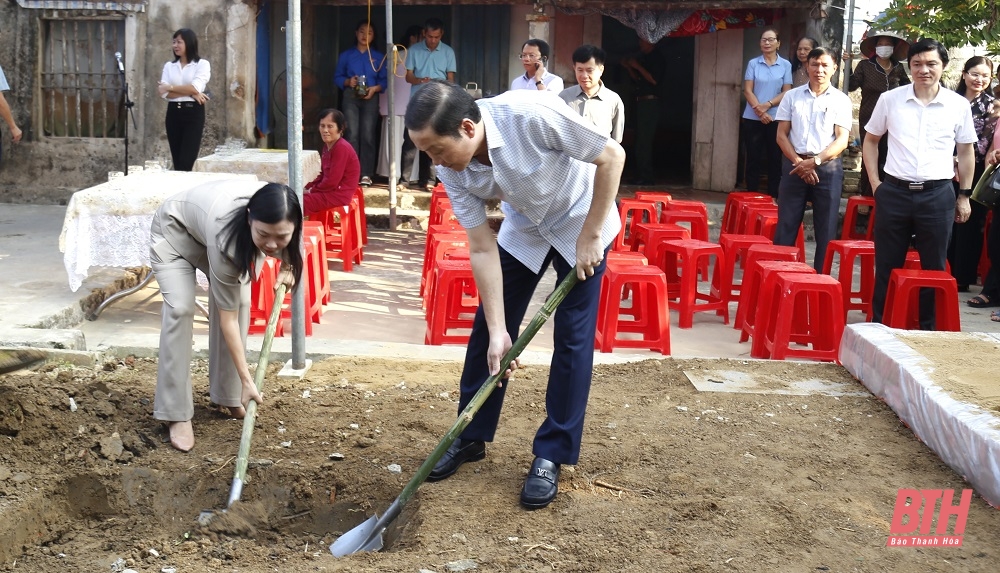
[
  {"xmin": 287, "ymin": 0, "xmax": 307, "ymax": 368},
  {"xmin": 843, "ymin": 0, "xmax": 856, "ymax": 94},
  {"xmin": 386, "ymin": 1, "xmax": 397, "ymax": 230}
]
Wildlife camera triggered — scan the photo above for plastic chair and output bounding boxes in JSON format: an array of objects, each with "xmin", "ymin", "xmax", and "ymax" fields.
[
  {"xmin": 595, "ymin": 264, "xmax": 671, "ymax": 354},
  {"xmin": 738, "ymin": 259, "xmax": 814, "ymax": 344},
  {"xmin": 615, "ymin": 199, "xmax": 658, "ymax": 252},
  {"xmin": 424, "ymin": 259, "xmax": 480, "ymax": 345},
  {"xmin": 841, "ymin": 195, "xmax": 876, "ymax": 240},
  {"xmin": 882, "ymin": 269, "xmax": 961, "ymax": 331},
  {"xmin": 318, "ymin": 197, "xmax": 364, "ymax": 272},
  {"xmin": 658, "ymin": 239, "xmax": 727, "ymax": 328},
  {"xmin": 752, "ymin": 272, "xmax": 845, "ymax": 362},
  {"xmin": 822, "ymin": 239, "xmax": 875, "ymax": 318}
]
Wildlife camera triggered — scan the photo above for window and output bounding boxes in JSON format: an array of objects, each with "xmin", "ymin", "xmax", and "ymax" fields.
[{"xmin": 41, "ymin": 18, "xmax": 126, "ymax": 138}]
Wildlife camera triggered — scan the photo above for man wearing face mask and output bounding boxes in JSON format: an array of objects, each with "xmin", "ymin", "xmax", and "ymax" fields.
[{"xmin": 510, "ymin": 39, "xmax": 564, "ymax": 92}]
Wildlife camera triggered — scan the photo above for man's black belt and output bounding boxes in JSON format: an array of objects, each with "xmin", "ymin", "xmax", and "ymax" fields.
[{"xmin": 883, "ymin": 174, "xmax": 951, "ymax": 191}]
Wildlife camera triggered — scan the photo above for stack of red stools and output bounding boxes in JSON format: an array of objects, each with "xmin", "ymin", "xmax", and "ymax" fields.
[
  {"xmin": 658, "ymin": 238, "xmax": 727, "ymax": 328},
  {"xmin": 882, "ymin": 269, "xmax": 961, "ymax": 331},
  {"xmin": 734, "ymin": 247, "xmax": 804, "ymax": 341},
  {"xmin": 594, "ymin": 253, "xmax": 671, "ymax": 354},
  {"xmin": 249, "ymin": 257, "xmax": 287, "ymax": 336},
  {"xmin": 420, "ymin": 222, "xmax": 466, "ymax": 301},
  {"xmin": 353, "ymin": 186, "xmax": 369, "ymax": 246},
  {"xmin": 841, "ymin": 195, "xmax": 876, "ymax": 240},
  {"xmin": 424, "ymin": 259, "xmax": 480, "ymax": 345},
  {"xmin": 317, "ymin": 196, "xmax": 364, "ymax": 271},
  {"xmin": 742, "ymin": 261, "xmax": 815, "ymax": 348},
  {"xmin": 634, "ymin": 191, "xmax": 673, "ymax": 218},
  {"xmin": 752, "ymin": 271, "xmax": 845, "ymax": 361},
  {"xmin": 822, "ymin": 239, "xmax": 874, "ymax": 318},
  {"xmin": 303, "ymin": 221, "xmax": 330, "ymax": 324},
  {"xmin": 722, "ymin": 192, "xmax": 772, "ymax": 234}
]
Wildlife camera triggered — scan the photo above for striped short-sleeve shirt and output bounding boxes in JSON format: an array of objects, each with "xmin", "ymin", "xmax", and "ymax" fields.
[{"xmin": 437, "ymin": 90, "xmax": 620, "ymax": 273}]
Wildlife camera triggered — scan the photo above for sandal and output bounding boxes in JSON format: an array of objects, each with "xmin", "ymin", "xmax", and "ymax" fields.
[
  {"xmin": 967, "ymin": 294, "xmax": 999, "ymax": 308},
  {"xmin": 992, "ymin": 310, "xmax": 1000, "ymax": 322}
]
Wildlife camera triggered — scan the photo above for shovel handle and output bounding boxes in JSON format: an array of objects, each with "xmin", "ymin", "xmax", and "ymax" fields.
[
  {"xmin": 397, "ymin": 271, "xmax": 580, "ymax": 506},
  {"xmin": 228, "ymin": 281, "xmax": 288, "ymax": 508}
]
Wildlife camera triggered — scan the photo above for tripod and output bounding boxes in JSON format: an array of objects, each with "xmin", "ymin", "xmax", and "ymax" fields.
[{"xmin": 116, "ymin": 55, "xmax": 137, "ymax": 172}]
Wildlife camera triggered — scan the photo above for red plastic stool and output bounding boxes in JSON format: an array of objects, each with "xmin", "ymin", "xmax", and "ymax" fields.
[
  {"xmin": 904, "ymin": 250, "xmax": 952, "ymax": 274},
  {"xmin": 423, "ymin": 241, "xmax": 471, "ymax": 308},
  {"xmin": 353, "ymin": 186, "xmax": 369, "ymax": 245},
  {"xmin": 421, "ymin": 230, "xmax": 468, "ymax": 301},
  {"xmin": 424, "ymin": 259, "xmax": 480, "ymax": 345},
  {"xmin": 615, "ymin": 198, "xmax": 658, "ymax": 251},
  {"xmin": 737, "ymin": 258, "xmax": 812, "ymax": 342},
  {"xmin": 595, "ymin": 264, "xmax": 671, "ymax": 354},
  {"xmin": 723, "ymin": 192, "xmax": 771, "ymax": 234},
  {"xmin": 744, "ymin": 262, "xmax": 817, "ymax": 351},
  {"xmin": 634, "ymin": 191, "xmax": 673, "ymax": 219},
  {"xmin": 658, "ymin": 239, "xmax": 727, "ymax": 328},
  {"xmin": 752, "ymin": 272, "xmax": 845, "ymax": 361},
  {"xmin": 659, "ymin": 209, "xmax": 710, "ymax": 241},
  {"xmin": 303, "ymin": 221, "xmax": 330, "ymax": 305},
  {"xmin": 737, "ymin": 201, "xmax": 778, "ymax": 235},
  {"xmin": 663, "ymin": 199, "xmax": 709, "ymax": 221},
  {"xmin": 711, "ymin": 233, "xmax": 773, "ymax": 304},
  {"xmin": 841, "ymin": 195, "xmax": 876, "ymax": 240},
  {"xmin": 882, "ymin": 269, "xmax": 961, "ymax": 331},
  {"xmin": 319, "ymin": 197, "xmax": 364, "ymax": 272},
  {"xmin": 629, "ymin": 222, "xmax": 691, "ymax": 256},
  {"xmin": 430, "ymin": 195, "xmax": 453, "ymax": 227},
  {"xmin": 302, "ymin": 222, "xmax": 329, "ymax": 323},
  {"xmin": 249, "ymin": 257, "xmax": 285, "ymax": 337},
  {"xmin": 822, "ymin": 239, "xmax": 875, "ymax": 318}
]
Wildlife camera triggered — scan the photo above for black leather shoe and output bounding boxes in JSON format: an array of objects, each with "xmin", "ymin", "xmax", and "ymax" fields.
[
  {"xmin": 427, "ymin": 438, "xmax": 486, "ymax": 482},
  {"xmin": 520, "ymin": 457, "xmax": 560, "ymax": 509}
]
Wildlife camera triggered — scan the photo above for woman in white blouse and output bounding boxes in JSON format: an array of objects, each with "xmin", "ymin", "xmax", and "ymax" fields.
[{"xmin": 157, "ymin": 28, "xmax": 211, "ymax": 171}]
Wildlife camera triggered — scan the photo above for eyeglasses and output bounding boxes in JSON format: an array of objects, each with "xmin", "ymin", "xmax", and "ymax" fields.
[
  {"xmin": 519, "ymin": 53, "xmax": 542, "ymax": 61},
  {"xmin": 760, "ymin": 37, "xmax": 778, "ymax": 43},
  {"xmin": 967, "ymin": 72, "xmax": 992, "ymax": 80}
]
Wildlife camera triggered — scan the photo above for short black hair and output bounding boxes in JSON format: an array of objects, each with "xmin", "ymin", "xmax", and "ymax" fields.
[
  {"xmin": 523, "ymin": 39, "xmax": 550, "ymax": 59},
  {"xmin": 404, "ymin": 79, "xmax": 481, "ymax": 138},
  {"xmin": 907, "ymin": 38, "xmax": 949, "ymax": 67},
  {"xmin": 806, "ymin": 47, "xmax": 839, "ymax": 64},
  {"xmin": 317, "ymin": 108, "xmax": 346, "ymax": 136},
  {"xmin": 424, "ymin": 18, "xmax": 444, "ymax": 32},
  {"xmin": 172, "ymin": 28, "xmax": 200, "ymax": 63},
  {"xmin": 572, "ymin": 44, "xmax": 606, "ymax": 66}
]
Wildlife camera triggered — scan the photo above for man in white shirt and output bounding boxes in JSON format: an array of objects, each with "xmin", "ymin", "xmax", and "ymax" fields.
[
  {"xmin": 510, "ymin": 39, "xmax": 564, "ymax": 93},
  {"xmin": 0, "ymin": 63, "xmax": 23, "ymax": 161},
  {"xmin": 863, "ymin": 38, "xmax": 976, "ymax": 329},
  {"xmin": 405, "ymin": 80, "xmax": 624, "ymax": 510},
  {"xmin": 558, "ymin": 44, "xmax": 625, "ymax": 143},
  {"xmin": 774, "ymin": 47, "xmax": 853, "ymax": 271}
]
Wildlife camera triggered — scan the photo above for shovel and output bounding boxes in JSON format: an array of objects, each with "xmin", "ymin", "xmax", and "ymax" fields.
[
  {"xmin": 330, "ymin": 272, "xmax": 580, "ymax": 557},
  {"xmin": 0, "ymin": 348, "xmax": 47, "ymax": 375},
  {"xmin": 198, "ymin": 282, "xmax": 287, "ymax": 525}
]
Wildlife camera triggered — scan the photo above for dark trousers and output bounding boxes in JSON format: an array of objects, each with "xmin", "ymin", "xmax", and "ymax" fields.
[
  {"xmin": 871, "ymin": 179, "xmax": 954, "ymax": 329},
  {"xmin": 165, "ymin": 102, "xmax": 205, "ymax": 172},
  {"xmin": 947, "ymin": 162, "xmax": 987, "ymax": 287},
  {"xmin": 456, "ymin": 245, "xmax": 607, "ymax": 466},
  {"xmin": 342, "ymin": 92, "xmax": 379, "ymax": 179},
  {"xmin": 980, "ymin": 205, "xmax": 1000, "ymax": 300},
  {"xmin": 401, "ymin": 129, "xmax": 432, "ymax": 185},
  {"xmin": 775, "ymin": 157, "xmax": 844, "ymax": 272},
  {"xmin": 744, "ymin": 119, "xmax": 782, "ymax": 197},
  {"xmin": 857, "ymin": 127, "xmax": 889, "ymax": 197},
  {"xmin": 634, "ymin": 97, "xmax": 661, "ymax": 182}
]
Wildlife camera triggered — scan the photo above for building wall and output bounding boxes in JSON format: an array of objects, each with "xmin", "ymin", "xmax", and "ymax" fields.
[{"xmin": 0, "ymin": 0, "xmax": 255, "ymax": 204}]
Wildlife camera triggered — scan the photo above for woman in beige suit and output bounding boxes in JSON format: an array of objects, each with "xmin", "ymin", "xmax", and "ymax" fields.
[{"xmin": 150, "ymin": 180, "xmax": 303, "ymax": 451}]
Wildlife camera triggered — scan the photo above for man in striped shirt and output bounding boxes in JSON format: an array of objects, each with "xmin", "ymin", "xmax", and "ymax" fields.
[{"xmin": 406, "ymin": 80, "xmax": 625, "ymax": 509}]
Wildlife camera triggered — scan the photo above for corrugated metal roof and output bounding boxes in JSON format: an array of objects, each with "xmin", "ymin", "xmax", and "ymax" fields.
[{"xmin": 16, "ymin": 0, "xmax": 146, "ymax": 11}]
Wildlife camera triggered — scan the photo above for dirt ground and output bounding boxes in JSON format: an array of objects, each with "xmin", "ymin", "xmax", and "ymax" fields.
[{"xmin": 1, "ymin": 355, "xmax": 999, "ymax": 573}]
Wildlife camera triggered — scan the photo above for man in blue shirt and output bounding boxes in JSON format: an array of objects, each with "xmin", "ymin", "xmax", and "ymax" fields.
[
  {"xmin": 0, "ymin": 63, "xmax": 23, "ymax": 163},
  {"xmin": 334, "ymin": 20, "xmax": 388, "ymax": 187},
  {"xmin": 403, "ymin": 18, "xmax": 456, "ymax": 189},
  {"xmin": 405, "ymin": 80, "xmax": 625, "ymax": 510}
]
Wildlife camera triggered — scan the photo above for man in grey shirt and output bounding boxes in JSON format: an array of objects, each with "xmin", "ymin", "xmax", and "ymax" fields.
[
  {"xmin": 558, "ymin": 45, "xmax": 624, "ymax": 142},
  {"xmin": 405, "ymin": 80, "xmax": 625, "ymax": 510}
]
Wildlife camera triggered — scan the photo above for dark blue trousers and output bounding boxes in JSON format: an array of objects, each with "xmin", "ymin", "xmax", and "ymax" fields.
[
  {"xmin": 775, "ymin": 157, "xmax": 844, "ymax": 272},
  {"xmin": 456, "ymin": 245, "xmax": 607, "ymax": 466},
  {"xmin": 871, "ymin": 179, "xmax": 954, "ymax": 329}
]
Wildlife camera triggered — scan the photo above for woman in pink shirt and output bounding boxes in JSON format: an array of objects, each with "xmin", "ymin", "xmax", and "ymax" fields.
[{"xmin": 303, "ymin": 108, "xmax": 361, "ymax": 216}]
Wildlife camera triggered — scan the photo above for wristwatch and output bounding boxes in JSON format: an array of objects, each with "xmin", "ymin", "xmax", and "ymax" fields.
[
  {"xmin": 959, "ymin": 188, "xmax": 973, "ymax": 197},
  {"xmin": 813, "ymin": 156, "xmax": 822, "ymax": 167},
  {"xmin": 535, "ymin": 80, "xmax": 543, "ymax": 86}
]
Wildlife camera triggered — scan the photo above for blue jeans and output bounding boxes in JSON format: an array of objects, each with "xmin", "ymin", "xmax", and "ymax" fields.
[
  {"xmin": 775, "ymin": 157, "xmax": 844, "ymax": 272},
  {"xmin": 455, "ymin": 245, "xmax": 607, "ymax": 465},
  {"xmin": 342, "ymin": 92, "xmax": 379, "ymax": 179}
]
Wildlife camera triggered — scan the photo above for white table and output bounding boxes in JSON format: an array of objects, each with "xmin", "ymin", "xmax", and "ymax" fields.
[
  {"xmin": 59, "ymin": 171, "xmax": 259, "ymax": 317},
  {"xmin": 193, "ymin": 148, "xmax": 320, "ymax": 186}
]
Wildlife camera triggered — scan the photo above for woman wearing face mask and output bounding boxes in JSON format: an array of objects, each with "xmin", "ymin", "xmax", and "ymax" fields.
[
  {"xmin": 848, "ymin": 31, "xmax": 910, "ymax": 196},
  {"xmin": 950, "ymin": 57, "xmax": 997, "ymax": 299},
  {"xmin": 791, "ymin": 37, "xmax": 818, "ymax": 88}
]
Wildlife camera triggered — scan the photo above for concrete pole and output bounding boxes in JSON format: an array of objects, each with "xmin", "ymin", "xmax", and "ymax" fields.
[
  {"xmin": 386, "ymin": 0, "xmax": 397, "ymax": 230},
  {"xmin": 287, "ymin": 0, "xmax": 307, "ymax": 370}
]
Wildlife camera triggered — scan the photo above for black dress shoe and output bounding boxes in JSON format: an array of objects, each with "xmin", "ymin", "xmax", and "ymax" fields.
[
  {"xmin": 520, "ymin": 457, "xmax": 560, "ymax": 509},
  {"xmin": 427, "ymin": 438, "xmax": 485, "ymax": 482}
]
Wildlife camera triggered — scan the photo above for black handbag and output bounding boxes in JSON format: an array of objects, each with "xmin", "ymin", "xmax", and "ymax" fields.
[{"xmin": 972, "ymin": 162, "xmax": 1000, "ymax": 208}]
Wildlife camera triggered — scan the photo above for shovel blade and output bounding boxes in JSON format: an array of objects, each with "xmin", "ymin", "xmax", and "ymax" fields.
[{"xmin": 330, "ymin": 514, "xmax": 384, "ymax": 557}]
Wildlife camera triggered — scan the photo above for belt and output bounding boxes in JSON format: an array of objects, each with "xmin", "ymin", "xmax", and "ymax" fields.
[
  {"xmin": 172, "ymin": 101, "xmax": 197, "ymax": 109},
  {"xmin": 636, "ymin": 95, "xmax": 658, "ymax": 101},
  {"xmin": 883, "ymin": 174, "xmax": 951, "ymax": 191}
]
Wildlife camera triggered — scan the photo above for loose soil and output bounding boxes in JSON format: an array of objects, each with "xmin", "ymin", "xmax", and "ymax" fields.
[
  {"xmin": 896, "ymin": 333, "xmax": 1000, "ymax": 412},
  {"xmin": 1, "ymin": 356, "xmax": 999, "ymax": 572}
]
